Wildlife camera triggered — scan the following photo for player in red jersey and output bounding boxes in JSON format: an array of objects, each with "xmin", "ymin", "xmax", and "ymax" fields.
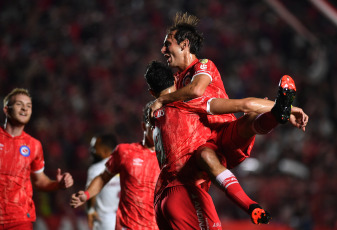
[
  {"xmin": 148, "ymin": 12, "xmax": 309, "ymax": 225},
  {"xmin": 0, "ymin": 88, "xmax": 74, "ymax": 230},
  {"xmin": 70, "ymin": 104, "xmax": 160, "ymax": 230},
  {"xmin": 145, "ymin": 61, "xmax": 308, "ymax": 228}
]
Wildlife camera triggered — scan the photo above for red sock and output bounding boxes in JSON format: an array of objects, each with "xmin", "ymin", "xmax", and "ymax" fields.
[
  {"xmin": 216, "ymin": 170, "xmax": 257, "ymax": 212},
  {"xmin": 252, "ymin": 111, "xmax": 279, "ymax": 134}
]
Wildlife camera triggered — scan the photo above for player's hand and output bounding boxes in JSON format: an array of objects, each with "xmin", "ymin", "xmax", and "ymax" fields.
[
  {"xmin": 87, "ymin": 211, "xmax": 100, "ymax": 230},
  {"xmin": 290, "ymin": 106, "xmax": 309, "ymax": 131},
  {"xmin": 70, "ymin": 191, "xmax": 87, "ymax": 208},
  {"xmin": 149, "ymin": 98, "xmax": 163, "ymax": 117},
  {"xmin": 56, "ymin": 168, "xmax": 74, "ymax": 189}
]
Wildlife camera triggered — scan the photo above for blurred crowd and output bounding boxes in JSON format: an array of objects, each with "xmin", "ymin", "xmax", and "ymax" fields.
[{"xmin": 0, "ymin": 0, "xmax": 336, "ymax": 229}]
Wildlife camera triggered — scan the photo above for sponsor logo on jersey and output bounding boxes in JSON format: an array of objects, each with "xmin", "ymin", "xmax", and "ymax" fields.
[
  {"xmin": 20, "ymin": 145, "xmax": 30, "ymax": 157},
  {"xmin": 199, "ymin": 59, "xmax": 209, "ymax": 64},
  {"xmin": 133, "ymin": 158, "xmax": 143, "ymax": 166},
  {"xmin": 199, "ymin": 64, "xmax": 207, "ymax": 70}
]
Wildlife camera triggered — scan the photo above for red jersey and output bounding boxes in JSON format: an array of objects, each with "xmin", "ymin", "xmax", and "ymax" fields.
[
  {"xmin": 153, "ymin": 102, "xmax": 212, "ymax": 204},
  {"xmin": 105, "ymin": 142, "xmax": 159, "ymax": 230},
  {"xmin": 175, "ymin": 58, "xmax": 236, "ymax": 126},
  {"xmin": 0, "ymin": 126, "xmax": 45, "ymax": 224}
]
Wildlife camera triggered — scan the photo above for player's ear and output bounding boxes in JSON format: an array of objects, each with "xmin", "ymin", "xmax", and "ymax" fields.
[
  {"xmin": 3, "ymin": 106, "xmax": 9, "ymax": 117},
  {"xmin": 181, "ymin": 39, "xmax": 189, "ymax": 50}
]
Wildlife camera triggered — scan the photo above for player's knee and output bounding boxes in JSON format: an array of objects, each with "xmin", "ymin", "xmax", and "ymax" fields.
[{"xmin": 196, "ymin": 147, "xmax": 218, "ymax": 169}]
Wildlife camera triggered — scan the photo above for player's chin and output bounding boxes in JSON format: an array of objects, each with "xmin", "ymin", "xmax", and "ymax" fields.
[{"xmin": 17, "ymin": 119, "xmax": 30, "ymax": 126}]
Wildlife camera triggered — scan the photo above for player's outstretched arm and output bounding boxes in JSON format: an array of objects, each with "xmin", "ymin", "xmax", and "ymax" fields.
[
  {"xmin": 70, "ymin": 170, "xmax": 114, "ymax": 208},
  {"xmin": 150, "ymin": 74, "xmax": 211, "ymax": 116}
]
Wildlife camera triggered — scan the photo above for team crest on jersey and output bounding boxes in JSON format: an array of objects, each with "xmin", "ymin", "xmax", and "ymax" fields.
[
  {"xmin": 154, "ymin": 108, "xmax": 165, "ymax": 118},
  {"xmin": 199, "ymin": 59, "xmax": 209, "ymax": 64},
  {"xmin": 20, "ymin": 145, "xmax": 30, "ymax": 157}
]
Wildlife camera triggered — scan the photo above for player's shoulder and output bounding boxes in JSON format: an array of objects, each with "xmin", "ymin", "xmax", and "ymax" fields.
[
  {"xmin": 197, "ymin": 59, "xmax": 215, "ymax": 65},
  {"xmin": 22, "ymin": 131, "xmax": 42, "ymax": 146},
  {"xmin": 194, "ymin": 59, "xmax": 216, "ymax": 70}
]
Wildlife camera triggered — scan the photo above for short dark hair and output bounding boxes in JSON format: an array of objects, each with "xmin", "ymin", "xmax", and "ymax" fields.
[
  {"xmin": 99, "ymin": 134, "xmax": 118, "ymax": 150},
  {"xmin": 144, "ymin": 61, "xmax": 175, "ymax": 95},
  {"xmin": 143, "ymin": 101, "xmax": 153, "ymax": 125},
  {"xmin": 168, "ymin": 12, "xmax": 204, "ymax": 55}
]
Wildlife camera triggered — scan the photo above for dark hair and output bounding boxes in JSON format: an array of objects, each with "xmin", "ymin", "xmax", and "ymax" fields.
[
  {"xmin": 99, "ymin": 134, "xmax": 118, "ymax": 150},
  {"xmin": 168, "ymin": 12, "xmax": 204, "ymax": 55},
  {"xmin": 144, "ymin": 61, "xmax": 175, "ymax": 95},
  {"xmin": 143, "ymin": 101, "xmax": 153, "ymax": 125}
]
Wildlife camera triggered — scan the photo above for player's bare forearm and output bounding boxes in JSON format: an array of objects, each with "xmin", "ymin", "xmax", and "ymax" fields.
[
  {"xmin": 70, "ymin": 170, "xmax": 113, "ymax": 209},
  {"xmin": 31, "ymin": 170, "xmax": 73, "ymax": 191},
  {"xmin": 150, "ymin": 74, "xmax": 210, "ymax": 116},
  {"xmin": 210, "ymin": 97, "xmax": 274, "ymax": 115}
]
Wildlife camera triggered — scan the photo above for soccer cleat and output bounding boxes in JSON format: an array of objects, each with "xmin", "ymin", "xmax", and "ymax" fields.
[
  {"xmin": 249, "ymin": 204, "xmax": 271, "ymax": 225},
  {"xmin": 271, "ymin": 75, "xmax": 296, "ymax": 124}
]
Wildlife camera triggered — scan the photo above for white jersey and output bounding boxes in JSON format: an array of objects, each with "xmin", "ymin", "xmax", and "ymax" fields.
[{"xmin": 86, "ymin": 158, "xmax": 121, "ymax": 230}]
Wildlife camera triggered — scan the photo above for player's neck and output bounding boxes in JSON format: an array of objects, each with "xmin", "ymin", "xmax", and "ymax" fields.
[
  {"xmin": 179, "ymin": 54, "xmax": 197, "ymax": 71},
  {"xmin": 4, "ymin": 121, "xmax": 25, "ymax": 137},
  {"xmin": 142, "ymin": 138, "xmax": 155, "ymax": 151}
]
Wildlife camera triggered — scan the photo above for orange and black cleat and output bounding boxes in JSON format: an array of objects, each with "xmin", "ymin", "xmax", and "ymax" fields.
[
  {"xmin": 271, "ymin": 75, "xmax": 296, "ymax": 124},
  {"xmin": 249, "ymin": 204, "xmax": 271, "ymax": 225}
]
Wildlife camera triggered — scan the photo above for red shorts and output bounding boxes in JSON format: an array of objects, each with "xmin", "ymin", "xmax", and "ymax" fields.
[
  {"xmin": 200, "ymin": 117, "xmax": 255, "ymax": 169},
  {"xmin": 0, "ymin": 222, "xmax": 33, "ymax": 230},
  {"xmin": 155, "ymin": 185, "xmax": 222, "ymax": 230}
]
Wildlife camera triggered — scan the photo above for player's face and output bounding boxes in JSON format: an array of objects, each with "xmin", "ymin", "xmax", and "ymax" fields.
[
  {"xmin": 5, "ymin": 94, "xmax": 32, "ymax": 125},
  {"xmin": 161, "ymin": 30, "xmax": 184, "ymax": 69}
]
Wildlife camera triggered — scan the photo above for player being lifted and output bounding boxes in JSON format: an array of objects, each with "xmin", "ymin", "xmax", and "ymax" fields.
[{"xmin": 145, "ymin": 60, "xmax": 308, "ymax": 228}]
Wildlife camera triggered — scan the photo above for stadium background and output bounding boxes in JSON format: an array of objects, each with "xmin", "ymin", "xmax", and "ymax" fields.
[{"xmin": 0, "ymin": 0, "xmax": 336, "ymax": 229}]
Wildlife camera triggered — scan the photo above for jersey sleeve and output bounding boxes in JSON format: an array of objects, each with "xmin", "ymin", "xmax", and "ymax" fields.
[
  {"xmin": 172, "ymin": 96, "xmax": 214, "ymax": 115},
  {"xmin": 105, "ymin": 145, "xmax": 122, "ymax": 175},
  {"xmin": 31, "ymin": 140, "xmax": 45, "ymax": 173},
  {"xmin": 192, "ymin": 59, "xmax": 215, "ymax": 83}
]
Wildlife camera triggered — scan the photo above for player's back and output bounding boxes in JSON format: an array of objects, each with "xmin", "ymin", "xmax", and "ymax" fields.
[
  {"xmin": 153, "ymin": 103, "xmax": 212, "ymax": 203},
  {"xmin": 106, "ymin": 142, "xmax": 159, "ymax": 230}
]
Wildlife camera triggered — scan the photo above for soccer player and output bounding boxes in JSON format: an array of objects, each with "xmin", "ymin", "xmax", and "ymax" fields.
[
  {"xmin": 148, "ymin": 12, "xmax": 308, "ymax": 224},
  {"xmin": 144, "ymin": 61, "xmax": 308, "ymax": 228},
  {"xmin": 0, "ymin": 88, "xmax": 74, "ymax": 230},
  {"xmin": 86, "ymin": 134, "xmax": 120, "ymax": 230},
  {"xmin": 70, "ymin": 104, "xmax": 160, "ymax": 230}
]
